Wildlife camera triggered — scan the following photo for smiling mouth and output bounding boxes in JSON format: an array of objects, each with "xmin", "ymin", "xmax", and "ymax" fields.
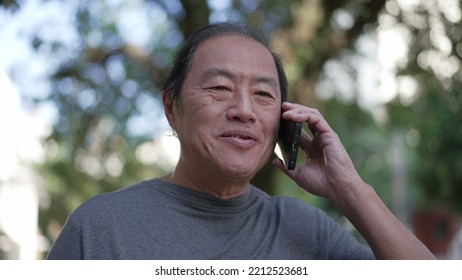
[{"xmin": 221, "ymin": 132, "xmax": 257, "ymax": 146}]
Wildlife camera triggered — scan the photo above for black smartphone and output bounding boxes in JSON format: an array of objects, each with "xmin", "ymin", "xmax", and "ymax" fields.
[{"xmin": 278, "ymin": 119, "xmax": 302, "ymax": 170}]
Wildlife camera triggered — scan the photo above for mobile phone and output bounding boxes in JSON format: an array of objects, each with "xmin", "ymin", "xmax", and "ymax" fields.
[{"xmin": 278, "ymin": 119, "xmax": 302, "ymax": 170}]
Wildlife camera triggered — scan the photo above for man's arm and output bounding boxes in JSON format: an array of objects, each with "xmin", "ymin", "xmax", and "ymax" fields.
[{"xmin": 274, "ymin": 102, "xmax": 435, "ymax": 260}]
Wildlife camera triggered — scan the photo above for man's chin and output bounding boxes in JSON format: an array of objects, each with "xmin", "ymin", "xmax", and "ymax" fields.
[{"xmin": 216, "ymin": 161, "xmax": 261, "ymax": 181}]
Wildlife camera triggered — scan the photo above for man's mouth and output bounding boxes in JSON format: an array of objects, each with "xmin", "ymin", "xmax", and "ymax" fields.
[
  {"xmin": 221, "ymin": 130, "xmax": 258, "ymax": 146},
  {"xmin": 225, "ymin": 134, "xmax": 253, "ymax": 139}
]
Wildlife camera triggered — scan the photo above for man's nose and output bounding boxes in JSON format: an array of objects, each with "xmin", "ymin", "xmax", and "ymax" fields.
[{"xmin": 225, "ymin": 91, "xmax": 257, "ymax": 123}]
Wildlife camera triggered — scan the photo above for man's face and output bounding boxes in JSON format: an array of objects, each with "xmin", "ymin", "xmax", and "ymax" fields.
[{"xmin": 167, "ymin": 35, "xmax": 281, "ymax": 181}]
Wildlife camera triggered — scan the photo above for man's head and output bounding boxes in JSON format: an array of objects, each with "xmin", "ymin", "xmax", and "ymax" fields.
[
  {"xmin": 162, "ymin": 22, "xmax": 286, "ymax": 186},
  {"xmin": 162, "ymin": 22, "xmax": 287, "ymax": 103}
]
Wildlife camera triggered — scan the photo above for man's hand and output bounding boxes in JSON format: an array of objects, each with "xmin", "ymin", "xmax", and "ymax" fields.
[
  {"xmin": 273, "ymin": 102, "xmax": 364, "ymax": 201},
  {"xmin": 273, "ymin": 102, "xmax": 435, "ymax": 259}
]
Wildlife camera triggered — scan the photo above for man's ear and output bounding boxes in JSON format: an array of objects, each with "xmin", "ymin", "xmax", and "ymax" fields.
[{"xmin": 162, "ymin": 90, "xmax": 177, "ymax": 130}]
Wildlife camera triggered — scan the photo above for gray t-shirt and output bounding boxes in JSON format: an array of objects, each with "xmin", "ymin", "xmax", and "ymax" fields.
[{"xmin": 46, "ymin": 178, "xmax": 374, "ymax": 259}]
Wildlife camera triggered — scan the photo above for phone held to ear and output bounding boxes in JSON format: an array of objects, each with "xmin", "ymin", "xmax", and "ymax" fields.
[{"xmin": 278, "ymin": 119, "xmax": 302, "ymax": 170}]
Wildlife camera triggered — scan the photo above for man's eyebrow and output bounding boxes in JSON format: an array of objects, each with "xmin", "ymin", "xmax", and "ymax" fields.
[{"xmin": 201, "ymin": 67, "xmax": 279, "ymax": 89}]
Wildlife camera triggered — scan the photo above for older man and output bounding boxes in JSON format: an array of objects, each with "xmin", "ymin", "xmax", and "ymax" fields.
[{"xmin": 47, "ymin": 22, "xmax": 434, "ymax": 260}]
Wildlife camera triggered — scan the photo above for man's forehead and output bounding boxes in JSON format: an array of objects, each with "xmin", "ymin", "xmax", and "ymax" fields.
[{"xmin": 192, "ymin": 36, "xmax": 278, "ymax": 77}]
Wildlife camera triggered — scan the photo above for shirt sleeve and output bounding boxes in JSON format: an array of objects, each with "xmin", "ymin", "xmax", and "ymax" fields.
[
  {"xmin": 46, "ymin": 215, "xmax": 84, "ymax": 260},
  {"xmin": 326, "ymin": 220, "xmax": 375, "ymax": 260},
  {"xmin": 283, "ymin": 197, "xmax": 375, "ymax": 260}
]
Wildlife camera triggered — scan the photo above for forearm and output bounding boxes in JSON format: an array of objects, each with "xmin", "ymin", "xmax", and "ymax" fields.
[{"xmin": 331, "ymin": 181, "xmax": 435, "ymax": 260}]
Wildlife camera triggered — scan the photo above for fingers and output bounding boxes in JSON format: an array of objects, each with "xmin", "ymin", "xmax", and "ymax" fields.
[
  {"xmin": 281, "ymin": 102, "xmax": 333, "ymax": 135},
  {"xmin": 282, "ymin": 102, "xmax": 335, "ymax": 157},
  {"xmin": 298, "ymin": 127, "xmax": 327, "ymax": 161},
  {"xmin": 298, "ymin": 130, "xmax": 312, "ymax": 152}
]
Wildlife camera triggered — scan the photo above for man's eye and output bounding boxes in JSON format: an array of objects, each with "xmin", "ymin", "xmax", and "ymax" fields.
[
  {"xmin": 256, "ymin": 91, "xmax": 272, "ymax": 98},
  {"xmin": 212, "ymin": 86, "xmax": 230, "ymax": 91}
]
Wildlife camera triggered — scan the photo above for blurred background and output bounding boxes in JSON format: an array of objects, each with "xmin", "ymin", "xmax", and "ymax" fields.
[{"xmin": 0, "ymin": 0, "xmax": 461, "ymax": 260}]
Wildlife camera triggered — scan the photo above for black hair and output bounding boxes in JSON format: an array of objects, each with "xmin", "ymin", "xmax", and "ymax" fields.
[{"xmin": 162, "ymin": 22, "xmax": 288, "ymax": 103}]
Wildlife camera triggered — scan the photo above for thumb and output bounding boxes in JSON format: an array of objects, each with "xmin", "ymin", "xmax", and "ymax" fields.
[{"xmin": 273, "ymin": 157, "xmax": 296, "ymax": 180}]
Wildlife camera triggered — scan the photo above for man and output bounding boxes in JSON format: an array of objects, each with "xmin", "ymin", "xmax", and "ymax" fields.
[{"xmin": 47, "ymin": 22, "xmax": 434, "ymax": 259}]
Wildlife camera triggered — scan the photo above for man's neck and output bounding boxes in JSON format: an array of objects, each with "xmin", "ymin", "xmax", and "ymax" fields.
[{"xmin": 161, "ymin": 165, "xmax": 251, "ymax": 200}]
